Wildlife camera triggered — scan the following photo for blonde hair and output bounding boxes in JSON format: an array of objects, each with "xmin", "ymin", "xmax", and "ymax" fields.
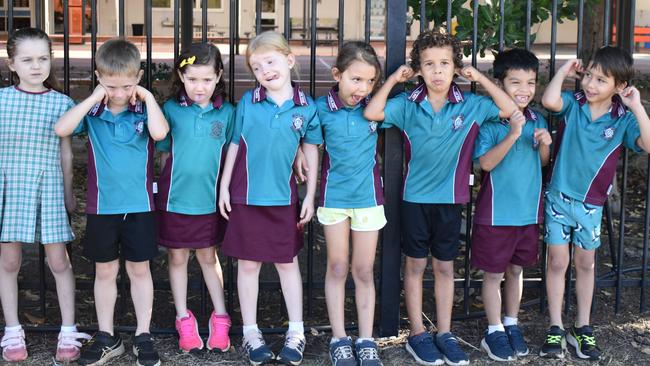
[
  {"xmin": 95, "ymin": 38, "xmax": 141, "ymax": 77},
  {"xmin": 245, "ymin": 31, "xmax": 299, "ymax": 77}
]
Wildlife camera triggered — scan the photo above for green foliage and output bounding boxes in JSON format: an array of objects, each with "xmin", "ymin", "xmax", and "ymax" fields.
[{"xmin": 408, "ymin": 0, "xmax": 598, "ymax": 57}]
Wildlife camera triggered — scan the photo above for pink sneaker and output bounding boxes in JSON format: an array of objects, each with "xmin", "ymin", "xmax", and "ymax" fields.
[
  {"xmin": 55, "ymin": 331, "xmax": 91, "ymax": 362},
  {"xmin": 1, "ymin": 328, "xmax": 28, "ymax": 362},
  {"xmin": 207, "ymin": 312, "xmax": 231, "ymax": 352},
  {"xmin": 175, "ymin": 310, "xmax": 204, "ymax": 352}
]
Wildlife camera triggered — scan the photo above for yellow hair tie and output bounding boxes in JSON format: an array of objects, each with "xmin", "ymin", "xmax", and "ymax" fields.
[{"xmin": 179, "ymin": 56, "xmax": 196, "ymax": 68}]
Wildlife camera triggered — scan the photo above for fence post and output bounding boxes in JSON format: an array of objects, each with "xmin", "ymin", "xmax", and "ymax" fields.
[
  {"xmin": 181, "ymin": 0, "xmax": 193, "ymax": 49},
  {"xmin": 379, "ymin": 0, "xmax": 406, "ymax": 337}
]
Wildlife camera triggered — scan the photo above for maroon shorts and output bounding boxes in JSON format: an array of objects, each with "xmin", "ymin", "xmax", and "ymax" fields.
[
  {"xmin": 156, "ymin": 211, "xmax": 226, "ymax": 249},
  {"xmin": 221, "ymin": 203, "xmax": 303, "ymax": 263},
  {"xmin": 471, "ymin": 223, "xmax": 540, "ymax": 273}
]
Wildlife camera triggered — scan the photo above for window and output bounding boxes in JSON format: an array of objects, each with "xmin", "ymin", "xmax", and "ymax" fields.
[
  {"xmin": 153, "ymin": 0, "xmax": 221, "ymax": 9},
  {"xmin": 152, "ymin": 0, "xmax": 170, "ymax": 8}
]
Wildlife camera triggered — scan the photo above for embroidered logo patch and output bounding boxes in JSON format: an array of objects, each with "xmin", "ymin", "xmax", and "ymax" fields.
[
  {"xmin": 211, "ymin": 121, "xmax": 224, "ymax": 138},
  {"xmin": 368, "ymin": 121, "xmax": 378, "ymax": 133},
  {"xmin": 134, "ymin": 120, "xmax": 145, "ymax": 136},
  {"xmin": 602, "ymin": 126, "xmax": 616, "ymax": 141},
  {"xmin": 292, "ymin": 114, "xmax": 304, "ymax": 131},
  {"xmin": 451, "ymin": 114, "xmax": 465, "ymax": 131}
]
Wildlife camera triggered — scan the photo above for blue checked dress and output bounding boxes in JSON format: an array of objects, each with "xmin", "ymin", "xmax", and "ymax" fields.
[{"xmin": 0, "ymin": 86, "xmax": 75, "ymax": 244}]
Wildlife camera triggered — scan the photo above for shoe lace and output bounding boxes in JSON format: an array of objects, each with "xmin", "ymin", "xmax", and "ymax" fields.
[
  {"xmin": 243, "ymin": 332, "xmax": 265, "ymax": 352},
  {"xmin": 333, "ymin": 344, "xmax": 354, "ymax": 359},
  {"xmin": 546, "ymin": 334, "xmax": 562, "ymax": 345},
  {"xmin": 284, "ymin": 333, "xmax": 305, "ymax": 352},
  {"xmin": 58, "ymin": 332, "xmax": 92, "ymax": 350},
  {"xmin": 580, "ymin": 334, "xmax": 597, "ymax": 347},
  {"xmin": 1, "ymin": 330, "xmax": 25, "ymax": 350},
  {"xmin": 357, "ymin": 345, "xmax": 379, "ymax": 360}
]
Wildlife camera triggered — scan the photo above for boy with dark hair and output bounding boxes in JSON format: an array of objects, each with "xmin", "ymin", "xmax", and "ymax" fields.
[
  {"xmin": 472, "ymin": 48, "xmax": 551, "ymax": 362},
  {"xmin": 55, "ymin": 38, "xmax": 169, "ymax": 366},
  {"xmin": 365, "ymin": 30, "xmax": 524, "ymax": 366},
  {"xmin": 540, "ymin": 45, "xmax": 650, "ymax": 360}
]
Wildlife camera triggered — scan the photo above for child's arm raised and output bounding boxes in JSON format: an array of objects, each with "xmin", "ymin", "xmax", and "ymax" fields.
[
  {"xmin": 364, "ymin": 65, "xmax": 415, "ymax": 121},
  {"xmin": 54, "ymin": 85, "xmax": 107, "ymax": 137},
  {"xmin": 460, "ymin": 66, "xmax": 517, "ymax": 118},
  {"xmin": 478, "ymin": 111, "xmax": 525, "ymax": 171},
  {"xmin": 218, "ymin": 143, "xmax": 239, "ymax": 220},
  {"xmin": 542, "ymin": 59, "xmax": 583, "ymax": 112},
  {"xmin": 298, "ymin": 143, "xmax": 319, "ymax": 228},
  {"xmin": 60, "ymin": 136, "xmax": 76, "ymax": 213},
  {"xmin": 132, "ymin": 86, "xmax": 169, "ymax": 141},
  {"xmin": 620, "ymin": 86, "xmax": 650, "ymax": 153}
]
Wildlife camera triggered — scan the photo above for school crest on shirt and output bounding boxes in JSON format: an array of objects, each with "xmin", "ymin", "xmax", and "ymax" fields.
[
  {"xmin": 601, "ymin": 126, "xmax": 616, "ymax": 141},
  {"xmin": 134, "ymin": 120, "xmax": 145, "ymax": 136},
  {"xmin": 368, "ymin": 121, "xmax": 378, "ymax": 133},
  {"xmin": 451, "ymin": 114, "xmax": 465, "ymax": 131},
  {"xmin": 211, "ymin": 120, "xmax": 224, "ymax": 138},
  {"xmin": 291, "ymin": 114, "xmax": 305, "ymax": 131}
]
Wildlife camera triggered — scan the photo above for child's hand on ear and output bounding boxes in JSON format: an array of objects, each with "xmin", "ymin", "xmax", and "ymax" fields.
[
  {"xmin": 558, "ymin": 59, "xmax": 584, "ymax": 79},
  {"xmin": 619, "ymin": 86, "xmax": 641, "ymax": 108},
  {"xmin": 388, "ymin": 65, "xmax": 416, "ymax": 84},
  {"xmin": 131, "ymin": 85, "xmax": 155, "ymax": 105},
  {"xmin": 459, "ymin": 66, "xmax": 485, "ymax": 83},
  {"xmin": 90, "ymin": 84, "xmax": 108, "ymax": 105}
]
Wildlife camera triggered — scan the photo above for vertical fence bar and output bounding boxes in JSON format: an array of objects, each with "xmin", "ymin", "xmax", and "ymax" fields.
[
  {"xmin": 118, "ymin": 0, "xmax": 124, "ymax": 37},
  {"xmin": 34, "ymin": 0, "xmax": 42, "ymax": 29},
  {"xmin": 471, "ymin": 0, "xmax": 477, "ymax": 92},
  {"xmin": 525, "ymin": 0, "xmax": 531, "ymax": 50},
  {"xmin": 201, "ymin": 0, "xmax": 208, "ymax": 42},
  {"xmin": 234, "ymin": 0, "xmax": 240, "ymax": 54},
  {"xmin": 63, "ymin": 0, "xmax": 70, "ymax": 95},
  {"xmin": 615, "ymin": 152, "xmax": 629, "ymax": 313},
  {"xmin": 498, "ymin": 0, "xmax": 504, "ymax": 51},
  {"xmin": 174, "ymin": 0, "xmax": 180, "ymax": 62},
  {"xmin": 642, "ymin": 158, "xmax": 650, "ymax": 312},
  {"xmin": 181, "ymin": 0, "xmax": 193, "ymax": 50},
  {"xmin": 7, "ymin": 0, "xmax": 13, "ymax": 34},
  {"xmin": 36, "ymin": 0, "xmax": 46, "ymax": 318},
  {"xmin": 255, "ymin": 0, "xmax": 261, "ymax": 35},
  {"xmin": 364, "ymin": 0, "xmax": 370, "ymax": 43},
  {"xmin": 306, "ymin": 0, "xmax": 317, "ymax": 317},
  {"xmin": 379, "ymin": 0, "xmax": 406, "ymax": 337},
  {"xmin": 82, "ymin": 0, "xmax": 87, "ymax": 36},
  {"xmin": 145, "ymin": 0, "xmax": 152, "ymax": 91},
  {"xmin": 604, "ymin": 0, "xmax": 611, "ymax": 44},
  {"xmin": 338, "ymin": 0, "xmax": 344, "ymax": 48},
  {"xmin": 284, "ymin": 0, "xmax": 290, "ymax": 40},
  {"xmin": 226, "ymin": 0, "xmax": 236, "ymax": 315},
  {"xmin": 446, "ymin": 0, "xmax": 452, "ymax": 34},
  {"xmin": 91, "ymin": 0, "xmax": 97, "ymax": 88},
  {"xmin": 419, "ymin": 0, "xmax": 426, "ymax": 33}
]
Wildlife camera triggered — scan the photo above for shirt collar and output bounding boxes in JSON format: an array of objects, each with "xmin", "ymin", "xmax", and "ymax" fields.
[
  {"xmin": 87, "ymin": 100, "xmax": 145, "ymax": 117},
  {"xmin": 252, "ymin": 82, "xmax": 309, "ymax": 106},
  {"xmin": 407, "ymin": 81, "xmax": 464, "ymax": 104},
  {"xmin": 177, "ymin": 91, "xmax": 224, "ymax": 109},
  {"xmin": 326, "ymin": 85, "xmax": 370, "ymax": 111},
  {"xmin": 574, "ymin": 90, "xmax": 626, "ymax": 119}
]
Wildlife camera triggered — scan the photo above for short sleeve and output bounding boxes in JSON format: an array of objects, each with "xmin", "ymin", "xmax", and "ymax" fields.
[
  {"xmin": 551, "ymin": 91, "xmax": 575, "ymax": 117},
  {"xmin": 231, "ymin": 99, "xmax": 245, "ymax": 145},
  {"xmin": 381, "ymin": 93, "xmax": 407, "ymax": 130},
  {"xmin": 303, "ymin": 107, "xmax": 323, "ymax": 145},
  {"xmin": 156, "ymin": 135, "xmax": 171, "ymax": 152},
  {"xmin": 473, "ymin": 94, "xmax": 501, "ymax": 125},
  {"xmin": 224, "ymin": 104, "xmax": 235, "ymax": 144},
  {"xmin": 473, "ymin": 123, "xmax": 498, "ymax": 160},
  {"xmin": 623, "ymin": 114, "xmax": 643, "ymax": 153}
]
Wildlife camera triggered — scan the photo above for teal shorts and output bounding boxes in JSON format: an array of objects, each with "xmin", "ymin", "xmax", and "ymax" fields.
[{"xmin": 544, "ymin": 189, "xmax": 603, "ymax": 250}]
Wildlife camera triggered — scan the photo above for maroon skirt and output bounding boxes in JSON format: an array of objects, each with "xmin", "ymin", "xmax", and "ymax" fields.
[
  {"xmin": 221, "ymin": 203, "xmax": 303, "ymax": 263},
  {"xmin": 156, "ymin": 211, "xmax": 226, "ymax": 249}
]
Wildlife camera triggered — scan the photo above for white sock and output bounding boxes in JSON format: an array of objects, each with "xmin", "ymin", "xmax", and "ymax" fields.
[
  {"xmin": 242, "ymin": 324, "xmax": 259, "ymax": 336},
  {"xmin": 4, "ymin": 325, "xmax": 22, "ymax": 333},
  {"xmin": 60, "ymin": 325, "xmax": 77, "ymax": 333},
  {"xmin": 288, "ymin": 321, "xmax": 304, "ymax": 335},
  {"xmin": 356, "ymin": 337, "xmax": 374, "ymax": 344},
  {"xmin": 176, "ymin": 312, "xmax": 189, "ymax": 320},
  {"xmin": 503, "ymin": 316, "xmax": 518, "ymax": 327},
  {"xmin": 487, "ymin": 324, "xmax": 505, "ymax": 334}
]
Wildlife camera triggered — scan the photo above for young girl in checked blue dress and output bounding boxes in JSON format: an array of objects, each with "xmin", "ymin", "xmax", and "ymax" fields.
[
  {"xmin": 0, "ymin": 28, "xmax": 89, "ymax": 363},
  {"xmin": 156, "ymin": 42, "xmax": 232, "ymax": 353}
]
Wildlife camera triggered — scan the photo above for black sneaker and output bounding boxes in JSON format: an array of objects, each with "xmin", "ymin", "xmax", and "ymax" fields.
[
  {"xmin": 539, "ymin": 326, "xmax": 566, "ymax": 358},
  {"xmin": 567, "ymin": 325, "xmax": 602, "ymax": 360},
  {"xmin": 133, "ymin": 333, "xmax": 161, "ymax": 366},
  {"xmin": 78, "ymin": 331, "xmax": 125, "ymax": 365}
]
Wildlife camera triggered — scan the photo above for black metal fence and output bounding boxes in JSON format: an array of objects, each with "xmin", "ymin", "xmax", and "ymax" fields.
[{"xmin": 1, "ymin": 0, "xmax": 648, "ymax": 338}]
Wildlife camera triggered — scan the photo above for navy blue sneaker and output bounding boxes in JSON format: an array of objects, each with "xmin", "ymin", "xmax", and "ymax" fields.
[
  {"xmin": 435, "ymin": 332, "xmax": 469, "ymax": 366},
  {"xmin": 567, "ymin": 325, "xmax": 601, "ymax": 360},
  {"xmin": 242, "ymin": 330, "xmax": 274, "ymax": 365},
  {"xmin": 355, "ymin": 339, "xmax": 382, "ymax": 366},
  {"xmin": 405, "ymin": 332, "xmax": 444, "ymax": 366},
  {"xmin": 481, "ymin": 330, "xmax": 515, "ymax": 362},
  {"xmin": 276, "ymin": 330, "xmax": 305, "ymax": 365},
  {"xmin": 504, "ymin": 325, "xmax": 529, "ymax": 357},
  {"xmin": 539, "ymin": 326, "xmax": 566, "ymax": 359},
  {"xmin": 329, "ymin": 337, "xmax": 356, "ymax": 366}
]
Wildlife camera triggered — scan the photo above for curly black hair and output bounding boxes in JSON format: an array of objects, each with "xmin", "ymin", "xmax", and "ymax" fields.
[{"xmin": 409, "ymin": 30, "xmax": 463, "ymax": 72}]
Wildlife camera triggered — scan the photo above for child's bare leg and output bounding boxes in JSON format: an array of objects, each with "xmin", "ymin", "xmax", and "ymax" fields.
[
  {"xmin": 275, "ymin": 256, "xmax": 303, "ymax": 322},
  {"xmin": 404, "ymin": 256, "xmax": 428, "ymax": 335},
  {"xmin": 324, "ymin": 221, "xmax": 351, "ymax": 339},
  {"xmin": 95, "ymin": 260, "xmax": 119, "ymax": 334},
  {"xmin": 504, "ymin": 264, "xmax": 524, "ymax": 318},
  {"xmin": 482, "ymin": 271, "xmax": 505, "ymax": 326},
  {"xmin": 44, "ymin": 243, "xmax": 76, "ymax": 326},
  {"xmin": 573, "ymin": 247, "xmax": 595, "ymax": 327},
  {"xmin": 432, "ymin": 258, "xmax": 454, "ymax": 333},
  {"xmin": 125, "ymin": 260, "xmax": 154, "ymax": 335},
  {"xmin": 546, "ymin": 244, "xmax": 570, "ymax": 327},
  {"xmin": 238, "ymin": 259, "xmax": 262, "ymax": 326},
  {"xmin": 196, "ymin": 247, "xmax": 227, "ymax": 314},
  {"xmin": 0, "ymin": 243, "xmax": 22, "ymax": 326},
  {"xmin": 351, "ymin": 230, "xmax": 379, "ymax": 339},
  {"xmin": 168, "ymin": 248, "xmax": 190, "ymax": 316}
]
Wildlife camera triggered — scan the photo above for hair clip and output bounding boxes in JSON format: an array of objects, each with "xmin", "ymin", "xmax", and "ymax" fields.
[{"xmin": 179, "ymin": 56, "xmax": 196, "ymax": 68}]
